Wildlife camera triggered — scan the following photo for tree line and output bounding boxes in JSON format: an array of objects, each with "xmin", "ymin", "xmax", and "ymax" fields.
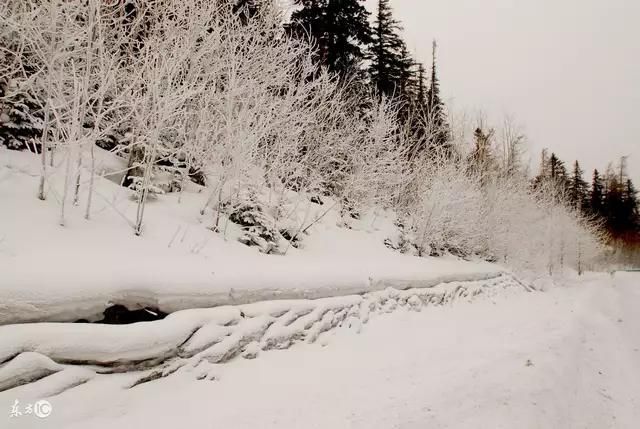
[{"xmin": 533, "ymin": 151, "xmax": 639, "ymax": 260}]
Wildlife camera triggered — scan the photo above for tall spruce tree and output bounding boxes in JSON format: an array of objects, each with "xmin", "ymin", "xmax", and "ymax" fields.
[
  {"xmin": 548, "ymin": 153, "xmax": 568, "ymax": 189},
  {"xmin": 397, "ymin": 45, "xmax": 417, "ymax": 100},
  {"xmin": 590, "ymin": 169, "xmax": 605, "ymax": 217},
  {"xmin": 289, "ymin": 0, "xmax": 372, "ymax": 77},
  {"xmin": 622, "ymin": 179, "xmax": 640, "ymax": 236},
  {"xmin": 604, "ymin": 167, "xmax": 625, "ymax": 237},
  {"xmin": 369, "ymin": 0, "xmax": 408, "ymax": 98},
  {"xmin": 407, "ymin": 61, "xmax": 428, "ymax": 155},
  {"xmin": 426, "ymin": 40, "xmax": 450, "ymax": 150},
  {"xmin": 416, "ymin": 62, "xmax": 427, "ymax": 107},
  {"xmin": 568, "ymin": 160, "xmax": 588, "ymax": 211}
]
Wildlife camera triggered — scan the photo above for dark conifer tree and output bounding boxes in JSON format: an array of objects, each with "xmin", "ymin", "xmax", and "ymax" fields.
[
  {"xmin": 397, "ymin": 45, "xmax": 417, "ymax": 100},
  {"xmin": 548, "ymin": 153, "xmax": 568, "ymax": 189},
  {"xmin": 622, "ymin": 179, "xmax": 640, "ymax": 230},
  {"xmin": 406, "ymin": 61, "xmax": 428, "ymax": 156},
  {"xmin": 589, "ymin": 168, "xmax": 605, "ymax": 219},
  {"xmin": 425, "ymin": 40, "xmax": 450, "ymax": 151},
  {"xmin": 416, "ymin": 63, "xmax": 427, "ymax": 107},
  {"xmin": 289, "ymin": 0, "xmax": 372, "ymax": 77},
  {"xmin": 369, "ymin": 0, "xmax": 408, "ymax": 98},
  {"xmin": 568, "ymin": 160, "xmax": 589, "ymax": 211},
  {"xmin": 604, "ymin": 168, "xmax": 625, "ymax": 237},
  {"xmin": 0, "ymin": 79, "xmax": 43, "ymax": 151}
]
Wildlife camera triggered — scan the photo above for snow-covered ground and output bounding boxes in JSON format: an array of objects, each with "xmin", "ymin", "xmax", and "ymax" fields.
[
  {"xmin": 2, "ymin": 272, "xmax": 638, "ymax": 429},
  {"xmin": 0, "ymin": 148, "xmax": 503, "ymax": 324},
  {"xmin": 2, "ymin": 149, "xmax": 637, "ymax": 428}
]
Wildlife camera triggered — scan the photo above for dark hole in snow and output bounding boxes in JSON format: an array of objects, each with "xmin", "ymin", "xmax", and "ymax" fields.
[{"xmin": 74, "ymin": 305, "xmax": 168, "ymax": 324}]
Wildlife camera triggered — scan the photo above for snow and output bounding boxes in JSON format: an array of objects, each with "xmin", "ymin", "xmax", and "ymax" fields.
[
  {"xmin": 1, "ymin": 272, "xmax": 638, "ymax": 428},
  {"xmin": 0, "ymin": 353, "xmax": 62, "ymax": 393},
  {"xmin": 0, "ymin": 275, "xmax": 522, "ymax": 390},
  {"xmin": 0, "ymin": 148, "xmax": 504, "ymax": 324}
]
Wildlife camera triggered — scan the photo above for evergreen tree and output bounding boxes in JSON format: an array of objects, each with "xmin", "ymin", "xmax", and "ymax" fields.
[
  {"xmin": 604, "ymin": 167, "xmax": 625, "ymax": 238},
  {"xmin": 369, "ymin": 0, "xmax": 408, "ymax": 98},
  {"xmin": 622, "ymin": 179, "xmax": 639, "ymax": 231},
  {"xmin": 289, "ymin": 0, "xmax": 372, "ymax": 77},
  {"xmin": 416, "ymin": 62, "xmax": 427, "ymax": 108},
  {"xmin": 548, "ymin": 152, "xmax": 568, "ymax": 189},
  {"xmin": 533, "ymin": 151, "xmax": 568, "ymax": 198},
  {"xmin": 395, "ymin": 44, "xmax": 418, "ymax": 127},
  {"xmin": 425, "ymin": 40, "xmax": 450, "ymax": 150},
  {"xmin": 406, "ymin": 61, "xmax": 428, "ymax": 157},
  {"xmin": 590, "ymin": 169, "xmax": 604, "ymax": 217},
  {"xmin": 0, "ymin": 79, "xmax": 44, "ymax": 152},
  {"xmin": 397, "ymin": 45, "xmax": 417, "ymax": 100},
  {"xmin": 568, "ymin": 160, "xmax": 588, "ymax": 211}
]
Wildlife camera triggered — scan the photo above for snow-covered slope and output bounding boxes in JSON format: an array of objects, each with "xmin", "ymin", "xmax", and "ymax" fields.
[{"xmin": 0, "ymin": 148, "xmax": 505, "ymax": 324}]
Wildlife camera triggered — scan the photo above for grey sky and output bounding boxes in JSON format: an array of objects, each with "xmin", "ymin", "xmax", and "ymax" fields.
[{"xmin": 365, "ymin": 0, "xmax": 640, "ymax": 184}]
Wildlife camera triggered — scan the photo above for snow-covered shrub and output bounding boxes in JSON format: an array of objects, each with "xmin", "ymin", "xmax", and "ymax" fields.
[
  {"xmin": 403, "ymin": 153, "xmax": 486, "ymax": 257},
  {"xmin": 227, "ymin": 188, "xmax": 281, "ymax": 254},
  {"xmin": 127, "ymin": 176, "xmax": 165, "ymax": 201},
  {"xmin": 394, "ymin": 112, "xmax": 606, "ymax": 273}
]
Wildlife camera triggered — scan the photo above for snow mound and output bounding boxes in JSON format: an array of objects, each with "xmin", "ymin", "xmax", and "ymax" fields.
[{"xmin": 0, "ymin": 274, "xmax": 529, "ymax": 394}]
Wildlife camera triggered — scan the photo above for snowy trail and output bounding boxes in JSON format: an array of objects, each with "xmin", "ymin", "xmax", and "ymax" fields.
[{"xmin": 2, "ymin": 273, "xmax": 639, "ymax": 428}]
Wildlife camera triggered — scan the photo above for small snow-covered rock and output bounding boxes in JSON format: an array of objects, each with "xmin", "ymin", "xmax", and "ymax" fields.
[
  {"xmin": 407, "ymin": 295, "xmax": 422, "ymax": 312},
  {"xmin": 242, "ymin": 342, "xmax": 261, "ymax": 360},
  {"xmin": 385, "ymin": 287, "xmax": 400, "ymax": 300},
  {"xmin": 382, "ymin": 299, "xmax": 397, "ymax": 313}
]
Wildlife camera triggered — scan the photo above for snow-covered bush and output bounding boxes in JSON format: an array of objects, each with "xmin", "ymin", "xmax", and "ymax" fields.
[{"xmin": 394, "ymin": 113, "xmax": 606, "ymax": 274}]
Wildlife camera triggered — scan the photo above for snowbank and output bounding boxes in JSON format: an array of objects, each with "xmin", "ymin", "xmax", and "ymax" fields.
[
  {"xmin": 0, "ymin": 274, "xmax": 527, "ymax": 394},
  {"xmin": 0, "ymin": 148, "xmax": 506, "ymax": 324}
]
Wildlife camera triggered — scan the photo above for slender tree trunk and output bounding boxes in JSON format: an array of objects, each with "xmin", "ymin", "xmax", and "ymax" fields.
[
  {"xmin": 214, "ymin": 184, "xmax": 223, "ymax": 229},
  {"xmin": 85, "ymin": 140, "xmax": 96, "ymax": 220},
  {"xmin": 73, "ymin": 146, "xmax": 82, "ymax": 206},
  {"xmin": 38, "ymin": 107, "xmax": 50, "ymax": 201},
  {"xmin": 134, "ymin": 145, "xmax": 155, "ymax": 236},
  {"xmin": 60, "ymin": 149, "xmax": 72, "ymax": 226}
]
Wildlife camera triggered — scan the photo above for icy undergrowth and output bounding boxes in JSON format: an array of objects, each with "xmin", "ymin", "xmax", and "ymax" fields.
[{"xmin": 0, "ymin": 273, "xmax": 530, "ymax": 396}]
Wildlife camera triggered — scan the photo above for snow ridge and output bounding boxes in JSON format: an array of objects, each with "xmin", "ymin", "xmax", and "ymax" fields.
[{"xmin": 0, "ymin": 273, "xmax": 528, "ymax": 396}]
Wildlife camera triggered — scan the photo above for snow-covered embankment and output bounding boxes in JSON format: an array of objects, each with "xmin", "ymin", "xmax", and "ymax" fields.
[{"xmin": 0, "ymin": 273, "xmax": 528, "ymax": 396}]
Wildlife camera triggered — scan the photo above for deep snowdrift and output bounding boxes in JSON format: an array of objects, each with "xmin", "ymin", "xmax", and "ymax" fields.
[{"xmin": 0, "ymin": 148, "xmax": 506, "ymax": 324}]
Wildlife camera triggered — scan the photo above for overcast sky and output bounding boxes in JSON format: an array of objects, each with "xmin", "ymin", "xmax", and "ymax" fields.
[{"xmin": 365, "ymin": 0, "xmax": 640, "ymax": 184}]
